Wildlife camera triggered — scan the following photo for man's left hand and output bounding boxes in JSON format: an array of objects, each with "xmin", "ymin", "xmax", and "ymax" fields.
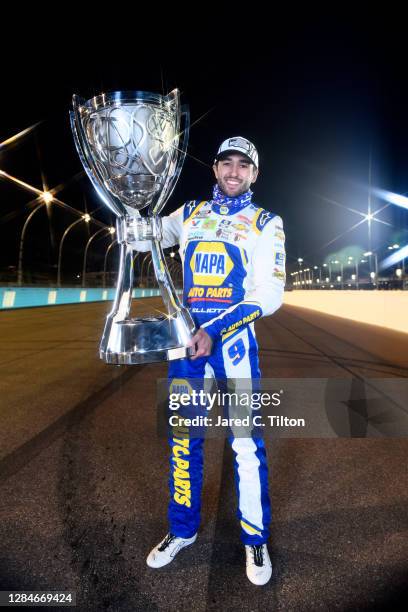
[{"xmin": 189, "ymin": 328, "xmax": 213, "ymax": 360}]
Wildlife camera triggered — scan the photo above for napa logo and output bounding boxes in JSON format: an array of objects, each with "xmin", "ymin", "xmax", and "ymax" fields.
[
  {"xmin": 190, "ymin": 242, "xmax": 233, "ymax": 286},
  {"xmin": 169, "ymin": 378, "xmax": 194, "ymax": 396}
]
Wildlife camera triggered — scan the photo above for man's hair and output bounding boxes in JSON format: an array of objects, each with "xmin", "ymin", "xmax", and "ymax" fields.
[{"xmin": 215, "ymin": 151, "xmax": 254, "ymax": 166}]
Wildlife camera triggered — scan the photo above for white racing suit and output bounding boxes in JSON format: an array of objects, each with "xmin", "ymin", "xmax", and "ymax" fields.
[{"xmin": 134, "ymin": 196, "xmax": 285, "ymax": 544}]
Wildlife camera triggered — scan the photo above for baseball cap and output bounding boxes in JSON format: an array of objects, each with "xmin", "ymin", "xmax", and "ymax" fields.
[{"xmin": 214, "ymin": 136, "xmax": 259, "ymax": 168}]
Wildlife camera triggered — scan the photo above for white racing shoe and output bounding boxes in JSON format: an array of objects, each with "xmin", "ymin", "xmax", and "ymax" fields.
[
  {"xmin": 245, "ymin": 543, "xmax": 272, "ymax": 585},
  {"xmin": 146, "ymin": 532, "xmax": 197, "ymax": 568}
]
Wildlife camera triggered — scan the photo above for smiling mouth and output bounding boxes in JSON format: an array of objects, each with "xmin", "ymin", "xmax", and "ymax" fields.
[{"xmin": 226, "ymin": 180, "xmax": 241, "ymax": 186}]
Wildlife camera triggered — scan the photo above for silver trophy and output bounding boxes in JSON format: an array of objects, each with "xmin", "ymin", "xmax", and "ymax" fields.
[{"xmin": 70, "ymin": 89, "xmax": 196, "ymax": 364}]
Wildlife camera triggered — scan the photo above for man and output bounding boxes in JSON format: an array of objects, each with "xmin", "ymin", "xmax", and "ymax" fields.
[{"xmin": 139, "ymin": 136, "xmax": 285, "ymax": 585}]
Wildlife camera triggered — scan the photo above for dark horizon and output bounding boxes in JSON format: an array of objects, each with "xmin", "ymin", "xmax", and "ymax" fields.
[{"xmin": 1, "ymin": 24, "xmax": 407, "ymax": 280}]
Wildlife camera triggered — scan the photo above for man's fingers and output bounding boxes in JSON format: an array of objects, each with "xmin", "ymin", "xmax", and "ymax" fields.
[{"xmin": 188, "ymin": 328, "xmax": 213, "ymax": 359}]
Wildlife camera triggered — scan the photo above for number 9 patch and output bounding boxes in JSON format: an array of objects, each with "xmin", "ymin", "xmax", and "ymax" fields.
[{"xmin": 228, "ymin": 338, "xmax": 246, "ymax": 365}]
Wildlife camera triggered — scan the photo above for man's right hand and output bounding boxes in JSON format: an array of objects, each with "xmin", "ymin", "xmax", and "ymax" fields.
[{"xmin": 189, "ymin": 328, "xmax": 213, "ymax": 360}]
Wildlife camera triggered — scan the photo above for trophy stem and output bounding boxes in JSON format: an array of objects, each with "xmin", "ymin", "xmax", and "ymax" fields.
[
  {"xmin": 99, "ymin": 222, "xmax": 196, "ymax": 365},
  {"xmin": 111, "ymin": 241, "xmax": 134, "ymax": 320},
  {"xmin": 150, "ymin": 239, "xmax": 196, "ymax": 344},
  {"xmin": 151, "ymin": 239, "xmax": 180, "ymax": 316}
]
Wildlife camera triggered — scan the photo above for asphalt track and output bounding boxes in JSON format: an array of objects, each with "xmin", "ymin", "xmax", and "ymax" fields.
[{"xmin": 0, "ymin": 299, "xmax": 407, "ymax": 611}]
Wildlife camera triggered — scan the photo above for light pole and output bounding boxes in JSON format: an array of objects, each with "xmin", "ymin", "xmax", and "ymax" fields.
[
  {"xmin": 364, "ymin": 251, "xmax": 378, "ymax": 284},
  {"xmin": 103, "ymin": 239, "xmax": 118, "ymax": 288},
  {"xmin": 329, "ymin": 261, "xmax": 335, "ymax": 282},
  {"xmin": 147, "ymin": 259, "xmax": 156, "ymax": 287},
  {"xmin": 304, "ymin": 268, "xmax": 311, "ymax": 289},
  {"xmin": 139, "ymin": 252, "xmax": 152, "ymax": 286},
  {"xmin": 313, "ymin": 266, "xmax": 321, "ymax": 286},
  {"xmin": 297, "ymin": 259, "xmax": 304, "ymax": 290},
  {"xmin": 387, "ymin": 244, "xmax": 404, "ymax": 288},
  {"xmin": 348, "ymin": 257, "xmax": 359, "ymax": 289},
  {"xmin": 57, "ymin": 214, "xmax": 91, "ymax": 287},
  {"xmin": 322, "ymin": 263, "xmax": 328, "ymax": 286},
  {"xmin": 331, "ymin": 260, "xmax": 344, "ymax": 289},
  {"xmin": 82, "ymin": 226, "xmax": 114, "ymax": 288},
  {"xmin": 17, "ymin": 192, "xmax": 53, "ymax": 286}
]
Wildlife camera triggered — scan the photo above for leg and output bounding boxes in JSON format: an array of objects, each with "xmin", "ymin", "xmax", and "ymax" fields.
[
  {"xmin": 167, "ymin": 356, "xmax": 207, "ymax": 538},
  {"xmin": 209, "ymin": 324, "xmax": 271, "ymax": 545}
]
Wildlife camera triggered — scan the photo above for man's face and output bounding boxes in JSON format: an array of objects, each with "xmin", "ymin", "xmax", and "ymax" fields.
[{"xmin": 213, "ymin": 153, "xmax": 258, "ymax": 198}]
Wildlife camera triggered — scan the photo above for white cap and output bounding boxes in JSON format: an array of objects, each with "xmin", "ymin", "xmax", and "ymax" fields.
[{"xmin": 215, "ymin": 136, "xmax": 258, "ymax": 168}]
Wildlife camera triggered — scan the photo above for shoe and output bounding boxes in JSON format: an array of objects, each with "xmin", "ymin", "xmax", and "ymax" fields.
[
  {"xmin": 146, "ymin": 532, "xmax": 197, "ymax": 568},
  {"xmin": 245, "ymin": 543, "xmax": 272, "ymax": 585}
]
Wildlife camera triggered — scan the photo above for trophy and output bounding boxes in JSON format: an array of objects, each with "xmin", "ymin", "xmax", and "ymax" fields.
[{"xmin": 70, "ymin": 89, "xmax": 196, "ymax": 364}]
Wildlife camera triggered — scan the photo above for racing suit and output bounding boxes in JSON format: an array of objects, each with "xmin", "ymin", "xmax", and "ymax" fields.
[{"xmin": 134, "ymin": 186, "xmax": 286, "ymax": 545}]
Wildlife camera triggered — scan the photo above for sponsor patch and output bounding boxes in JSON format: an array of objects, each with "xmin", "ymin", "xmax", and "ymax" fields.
[
  {"xmin": 273, "ymin": 269, "xmax": 285, "ymax": 280},
  {"xmin": 237, "ymin": 214, "xmax": 252, "ymax": 225},
  {"xmin": 259, "ymin": 211, "xmax": 272, "ymax": 227},
  {"xmin": 188, "ymin": 231, "xmax": 205, "ymax": 240},
  {"xmin": 216, "ymin": 229, "xmax": 231, "ymax": 240},
  {"xmin": 196, "ymin": 208, "xmax": 212, "ymax": 219},
  {"xmin": 202, "ymin": 219, "xmax": 218, "ymax": 230},
  {"xmin": 190, "ymin": 242, "xmax": 233, "ymax": 286},
  {"xmin": 275, "ymin": 252, "xmax": 285, "ymax": 265},
  {"xmin": 232, "ymin": 223, "xmax": 249, "ymax": 232}
]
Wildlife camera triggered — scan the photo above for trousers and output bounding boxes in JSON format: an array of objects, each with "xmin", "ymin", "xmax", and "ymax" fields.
[{"xmin": 167, "ymin": 324, "xmax": 271, "ymax": 545}]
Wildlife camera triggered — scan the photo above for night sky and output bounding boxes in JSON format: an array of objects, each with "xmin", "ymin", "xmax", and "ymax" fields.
[{"xmin": 1, "ymin": 21, "xmax": 407, "ymax": 281}]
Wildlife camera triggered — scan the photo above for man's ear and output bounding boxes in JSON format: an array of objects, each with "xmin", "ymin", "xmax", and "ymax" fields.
[
  {"xmin": 251, "ymin": 168, "xmax": 259, "ymax": 184},
  {"xmin": 212, "ymin": 163, "xmax": 219, "ymax": 179}
]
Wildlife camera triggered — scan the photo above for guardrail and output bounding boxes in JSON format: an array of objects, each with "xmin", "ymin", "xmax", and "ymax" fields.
[{"xmin": 0, "ymin": 287, "xmax": 162, "ymax": 309}]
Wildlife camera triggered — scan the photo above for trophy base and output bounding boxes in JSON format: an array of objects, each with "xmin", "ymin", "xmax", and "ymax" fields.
[{"xmin": 100, "ymin": 315, "xmax": 196, "ymax": 365}]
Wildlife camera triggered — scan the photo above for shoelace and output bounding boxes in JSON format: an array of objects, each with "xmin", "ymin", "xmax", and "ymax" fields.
[
  {"xmin": 250, "ymin": 545, "xmax": 264, "ymax": 567},
  {"xmin": 158, "ymin": 533, "xmax": 177, "ymax": 552}
]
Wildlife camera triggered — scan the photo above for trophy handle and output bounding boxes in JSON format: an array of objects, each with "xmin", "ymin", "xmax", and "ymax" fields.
[
  {"xmin": 148, "ymin": 100, "xmax": 190, "ymax": 217},
  {"xmin": 70, "ymin": 95, "xmax": 126, "ymax": 218}
]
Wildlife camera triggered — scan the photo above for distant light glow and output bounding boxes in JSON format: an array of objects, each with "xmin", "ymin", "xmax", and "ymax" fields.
[
  {"xmin": 380, "ymin": 244, "xmax": 408, "ymax": 270},
  {"xmin": 42, "ymin": 192, "xmax": 53, "ymax": 203},
  {"xmin": 374, "ymin": 189, "xmax": 408, "ymax": 210},
  {"xmin": 0, "ymin": 169, "xmax": 45, "ymax": 197},
  {"xmin": 0, "ymin": 122, "xmax": 41, "ymax": 148}
]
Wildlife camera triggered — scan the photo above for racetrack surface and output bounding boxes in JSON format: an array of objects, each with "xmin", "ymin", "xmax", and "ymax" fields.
[{"xmin": 0, "ymin": 299, "xmax": 407, "ymax": 611}]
